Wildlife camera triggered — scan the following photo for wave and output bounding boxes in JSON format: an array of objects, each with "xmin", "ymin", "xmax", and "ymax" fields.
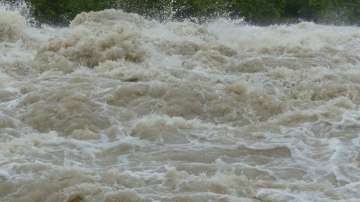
[{"xmin": 1, "ymin": 4, "xmax": 360, "ymax": 202}]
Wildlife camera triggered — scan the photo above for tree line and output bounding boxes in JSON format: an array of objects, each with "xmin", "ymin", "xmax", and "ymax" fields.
[{"xmin": 4, "ymin": 0, "xmax": 360, "ymax": 25}]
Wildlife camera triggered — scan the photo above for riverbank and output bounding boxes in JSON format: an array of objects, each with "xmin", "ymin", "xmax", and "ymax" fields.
[{"xmin": 3, "ymin": 0, "xmax": 360, "ymax": 25}]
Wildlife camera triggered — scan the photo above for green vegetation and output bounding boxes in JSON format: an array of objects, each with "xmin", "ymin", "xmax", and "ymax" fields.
[
  {"xmin": 24, "ymin": 0, "xmax": 116, "ymax": 24},
  {"xmin": 3, "ymin": 0, "xmax": 360, "ymax": 25}
]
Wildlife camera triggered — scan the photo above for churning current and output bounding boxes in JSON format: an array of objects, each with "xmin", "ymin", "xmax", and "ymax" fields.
[{"xmin": 1, "ymin": 4, "xmax": 360, "ymax": 202}]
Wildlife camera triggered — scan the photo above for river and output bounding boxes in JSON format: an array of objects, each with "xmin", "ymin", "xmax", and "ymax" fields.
[{"xmin": 1, "ymin": 3, "xmax": 360, "ymax": 202}]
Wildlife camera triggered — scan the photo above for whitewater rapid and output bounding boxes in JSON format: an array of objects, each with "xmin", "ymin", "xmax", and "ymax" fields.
[{"xmin": 1, "ymin": 4, "xmax": 360, "ymax": 202}]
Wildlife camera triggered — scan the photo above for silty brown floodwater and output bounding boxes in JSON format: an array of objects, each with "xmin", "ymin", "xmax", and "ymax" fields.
[{"xmin": 1, "ymin": 3, "xmax": 360, "ymax": 202}]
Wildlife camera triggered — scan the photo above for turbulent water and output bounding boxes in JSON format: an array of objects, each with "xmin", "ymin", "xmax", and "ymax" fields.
[{"xmin": 1, "ymin": 4, "xmax": 360, "ymax": 202}]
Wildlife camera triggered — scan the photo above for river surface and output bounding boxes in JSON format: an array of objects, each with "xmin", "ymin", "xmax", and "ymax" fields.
[{"xmin": 1, "ymin": 4, "xmax": 360, "ymax": 202}]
